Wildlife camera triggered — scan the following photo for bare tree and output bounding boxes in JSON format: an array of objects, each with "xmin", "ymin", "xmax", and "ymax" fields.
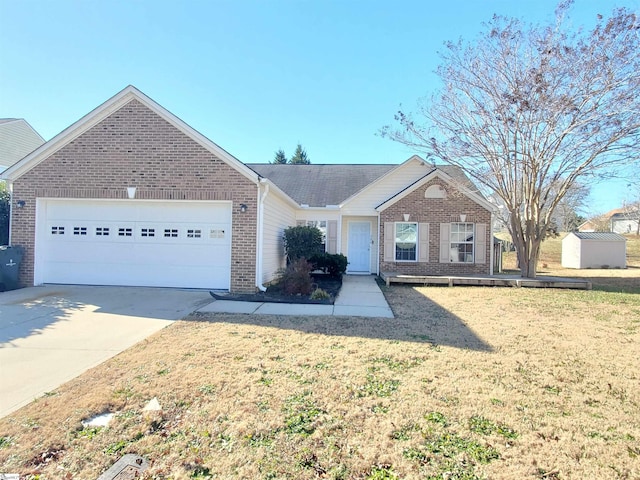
[
  {"xmin": 382, "ymin": 3, "xmax": 640, "ymax": 277},
  {"xmin": 551, "ymin": 182, "xmax": 589, "ymax": 232}
]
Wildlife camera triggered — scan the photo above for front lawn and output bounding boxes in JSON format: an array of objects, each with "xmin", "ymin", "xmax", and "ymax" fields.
[{"xmin": 1, "ymin": 238, "xmax": 639, "ymax": 479}]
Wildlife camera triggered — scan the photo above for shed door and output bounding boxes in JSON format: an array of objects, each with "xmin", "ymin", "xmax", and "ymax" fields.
[{"xmin": 36, "ymin": 199, "xmax": 232, "ymax": 289}]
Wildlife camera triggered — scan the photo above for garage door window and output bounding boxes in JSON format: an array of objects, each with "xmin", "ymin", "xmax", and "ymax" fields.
[
  {"xmin": 187, "ymin": 229, "xmax": 202, "ymax": 238},
  {"xmin": 119, "ymin": 228, "xmax": 133, "ymax": 237},
  {"xmin": 164, "ymin": 228, "xmax": 178, "ymax": 238},
  {"xmin": 51, "ymin": 226, "xmax": 65, "ymax": 235},
  {"xmin": 73, "ymin": 227, "xmax": 87, "ymax": 236},
  {"xmin": 96, "ymin": 227, "xmax": 110, "ymax": 236},
  {"xmin": 141, "ymin": 228, "xmax": 155, "ymax": 237}
]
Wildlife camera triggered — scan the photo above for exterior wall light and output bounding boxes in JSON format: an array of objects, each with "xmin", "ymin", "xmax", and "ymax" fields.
[
  {"xmin": 16, "ymin": 200, "xmax": 26, "ymax": 208},
  {"xmin": 239, "ymin": 203, "xmax": 248, "ymax": 213}
]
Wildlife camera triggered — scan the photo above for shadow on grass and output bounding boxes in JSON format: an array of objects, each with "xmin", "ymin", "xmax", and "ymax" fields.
[{"xmin": 190, "ymin": 284, "xmax": 493, "ymax": 353}]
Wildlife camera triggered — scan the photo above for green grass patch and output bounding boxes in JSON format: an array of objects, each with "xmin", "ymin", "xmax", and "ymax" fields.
[
  {"xmin": 356, "ymin": 371, "xmax": 400, "ymax": 398},
  {"xmin": 283, "ymin": 391, "xmax": 324, "ymax": 436},
  {"xmin": 469, "ymin": 415, "xmax": 519, "ymax": 439}
]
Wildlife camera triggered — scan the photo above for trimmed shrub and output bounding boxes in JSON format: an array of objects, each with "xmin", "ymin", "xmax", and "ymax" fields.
[
  {"xmin": 309, "ymin": 253, "xmax": 348, "ymax": 278},
  {"xmin": 310, "ymin": 288, "xmax": 331, "ymax": 300},
  {"xmin": 283, "ymin": 226, "xmax": 323, "ymax": 262}
]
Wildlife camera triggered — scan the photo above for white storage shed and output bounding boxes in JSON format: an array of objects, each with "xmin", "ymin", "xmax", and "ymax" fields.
[{"xmin": 561, "ymin": 232, "xmax": 627, "ymax": 269}]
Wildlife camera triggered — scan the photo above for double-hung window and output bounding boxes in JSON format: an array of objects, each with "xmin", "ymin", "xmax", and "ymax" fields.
[
  {"xmin": 450, "ymin": 222, "xmax": 474, "ymax": 262},
  {"xmin": 395, "ymin": 222, "xmax": 417, "ymax": 261}
]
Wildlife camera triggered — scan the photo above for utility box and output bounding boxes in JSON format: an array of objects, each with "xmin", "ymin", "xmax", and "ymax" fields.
[
  {"xmin": 0, "ymin": 245, "xmax": 24, "ymax": 291},
  {"xmin": 561, "ymin": 232, "xmax": 626, "ymax": 269}
]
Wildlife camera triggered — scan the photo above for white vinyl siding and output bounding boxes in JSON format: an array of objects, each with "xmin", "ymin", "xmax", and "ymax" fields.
[
  {"xmin": 341, "ymin": 158, "xmax": 430, "ymax": 215},
  {"xmin": 262, "ymin": 192, "xmax": 297, "ymax": 284}
]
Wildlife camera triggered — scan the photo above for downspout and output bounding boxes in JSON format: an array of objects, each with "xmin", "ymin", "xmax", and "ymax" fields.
[
  {"xmin": 256, "ymin": 180, "xmax": 270, "ymax": 292},
  {"xmin": 489, "ymin": 214, "xmax": 495, "ymax": 276},
  {"xmin": 377, "ymin": 211, "xmax": 382, "ymax": 275},
  {"xmin": 6, "ymin": 180, "xmax": 13, "ymax": 245}
]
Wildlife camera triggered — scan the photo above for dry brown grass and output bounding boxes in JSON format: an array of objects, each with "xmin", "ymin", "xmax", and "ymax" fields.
[{"xmin": 1, "ymin": 237, "xmax": 639, "ymax": 479}]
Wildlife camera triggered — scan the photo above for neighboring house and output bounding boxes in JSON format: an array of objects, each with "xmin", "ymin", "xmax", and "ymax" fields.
[
  {"xmin": 561, "ymin": 232, "xmax": 627, "ymax": 269},
  {"xmin": 0, "ymin": 119, "xmax": 45, "ymax": 173},
  {"xmin": 579, "ymin": 207, "xmax": 640, "ymax": 234},
  {"xmin": 0, "ymin": 86, "xmax": 494, "ymax": 293},
  {"xmin": 611, "ymin": 209, "xmax": 639, "ymax": 235}
]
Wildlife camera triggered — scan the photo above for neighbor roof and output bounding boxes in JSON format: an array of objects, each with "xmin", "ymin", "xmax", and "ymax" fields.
[
  {"xmin": 571, "ymin": 232, "xmax": 627, "ymax": 241},
  {"xmin": 248, "ymin": 163, "xmax": 474, "ymax": 207}
]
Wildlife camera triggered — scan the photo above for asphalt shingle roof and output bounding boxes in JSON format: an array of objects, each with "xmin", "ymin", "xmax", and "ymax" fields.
[
  {"xmin": 247, "ymin": 164, "xmax": 396, "ymax": 207},
  {"xmin": 247, "ymin": 163, "xmax": 475, "ymax": 207}
]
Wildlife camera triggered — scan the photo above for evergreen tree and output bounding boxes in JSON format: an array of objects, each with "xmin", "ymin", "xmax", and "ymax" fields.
[
  {"xmin": 272, "ymin": 149, "xmax": 288, "ymax": 164},
  {"xmin": 289, "ymin": 144, "xmax": 310, "ymax": 164}
]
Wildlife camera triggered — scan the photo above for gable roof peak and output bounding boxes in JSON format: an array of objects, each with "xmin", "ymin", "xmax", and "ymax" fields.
[{"xmin": 1, "ymin": 85, "xmax": 259, "ymax": 183}]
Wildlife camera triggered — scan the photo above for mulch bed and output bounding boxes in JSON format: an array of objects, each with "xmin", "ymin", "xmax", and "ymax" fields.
[{"xmin": 209, "ymin": 274, "xmax": 342, "ymax": 305}]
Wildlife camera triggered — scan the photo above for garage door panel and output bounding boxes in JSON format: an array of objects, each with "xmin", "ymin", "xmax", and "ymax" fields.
[{"xmin": 37, "ymin": 200, "xmax": 233, "ymax": 289}]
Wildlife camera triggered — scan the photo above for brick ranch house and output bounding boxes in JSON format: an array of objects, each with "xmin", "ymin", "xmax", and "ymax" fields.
[{"xmin": 1, "ymin": 86, "xmax": 495, "ymax": 293}]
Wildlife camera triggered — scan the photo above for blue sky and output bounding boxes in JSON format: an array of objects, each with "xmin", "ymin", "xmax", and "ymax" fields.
[{"xmin": 1, "ymin": 0, "xmax": 637, "ymax": 214}]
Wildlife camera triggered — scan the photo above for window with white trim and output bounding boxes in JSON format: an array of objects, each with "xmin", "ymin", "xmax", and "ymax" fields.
[
  {"xmin": 450, "ymin": 222, "xmax": 474, "ymax": 262},
  {"xmin": 395, "ymin": 222, "xmax": 417, "ymax": 261}
]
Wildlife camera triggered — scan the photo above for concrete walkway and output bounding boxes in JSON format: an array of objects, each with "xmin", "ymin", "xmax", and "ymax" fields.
[{"xmin": 198, "ymin": 275, "xmax": 394, "ymax": 318}]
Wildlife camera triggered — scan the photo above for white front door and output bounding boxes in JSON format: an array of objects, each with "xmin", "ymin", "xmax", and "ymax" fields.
[{"xmin": 348, "ymin": 222, "xmax": 371, "ymax": 273}]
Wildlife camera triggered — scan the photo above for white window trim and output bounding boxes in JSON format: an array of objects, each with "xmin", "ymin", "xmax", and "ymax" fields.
[
  {"xmin": 450, "ymin": 222, "xmax": 474, "ymax": 263},
  {"xmin": 395, "ymin": 222, "xmax": 418, "ymax": 262}
]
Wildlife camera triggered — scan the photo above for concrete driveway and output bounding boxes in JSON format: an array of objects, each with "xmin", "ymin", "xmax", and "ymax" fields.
[{"xmin": 0, "ymin": 285, "xmax": 211, "ymax": 418}]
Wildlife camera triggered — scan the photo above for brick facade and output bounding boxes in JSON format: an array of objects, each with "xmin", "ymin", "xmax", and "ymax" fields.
[
  {"xmin": 379, "ymin": 178, "xmax": 491, "ymax": 276},
  {"xmin": 10, "ymin": 99, "xmax": 258, "ymax": 292}
]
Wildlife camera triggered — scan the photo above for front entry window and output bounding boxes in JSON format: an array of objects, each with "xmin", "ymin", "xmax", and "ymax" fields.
[{"xmin": 395, "ymin": 222, "xmax": 417, "ymax": 261}]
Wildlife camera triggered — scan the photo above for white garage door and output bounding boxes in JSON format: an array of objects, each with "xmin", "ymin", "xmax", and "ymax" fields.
[{"xmin": 36, "ymin": 199, "xmax": 232, "ymax": 289}]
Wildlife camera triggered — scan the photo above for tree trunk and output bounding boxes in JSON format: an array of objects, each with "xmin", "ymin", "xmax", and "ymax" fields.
[{"xmin": 510, "ymin": 213, "xmax": 542, "ymax": 278}]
